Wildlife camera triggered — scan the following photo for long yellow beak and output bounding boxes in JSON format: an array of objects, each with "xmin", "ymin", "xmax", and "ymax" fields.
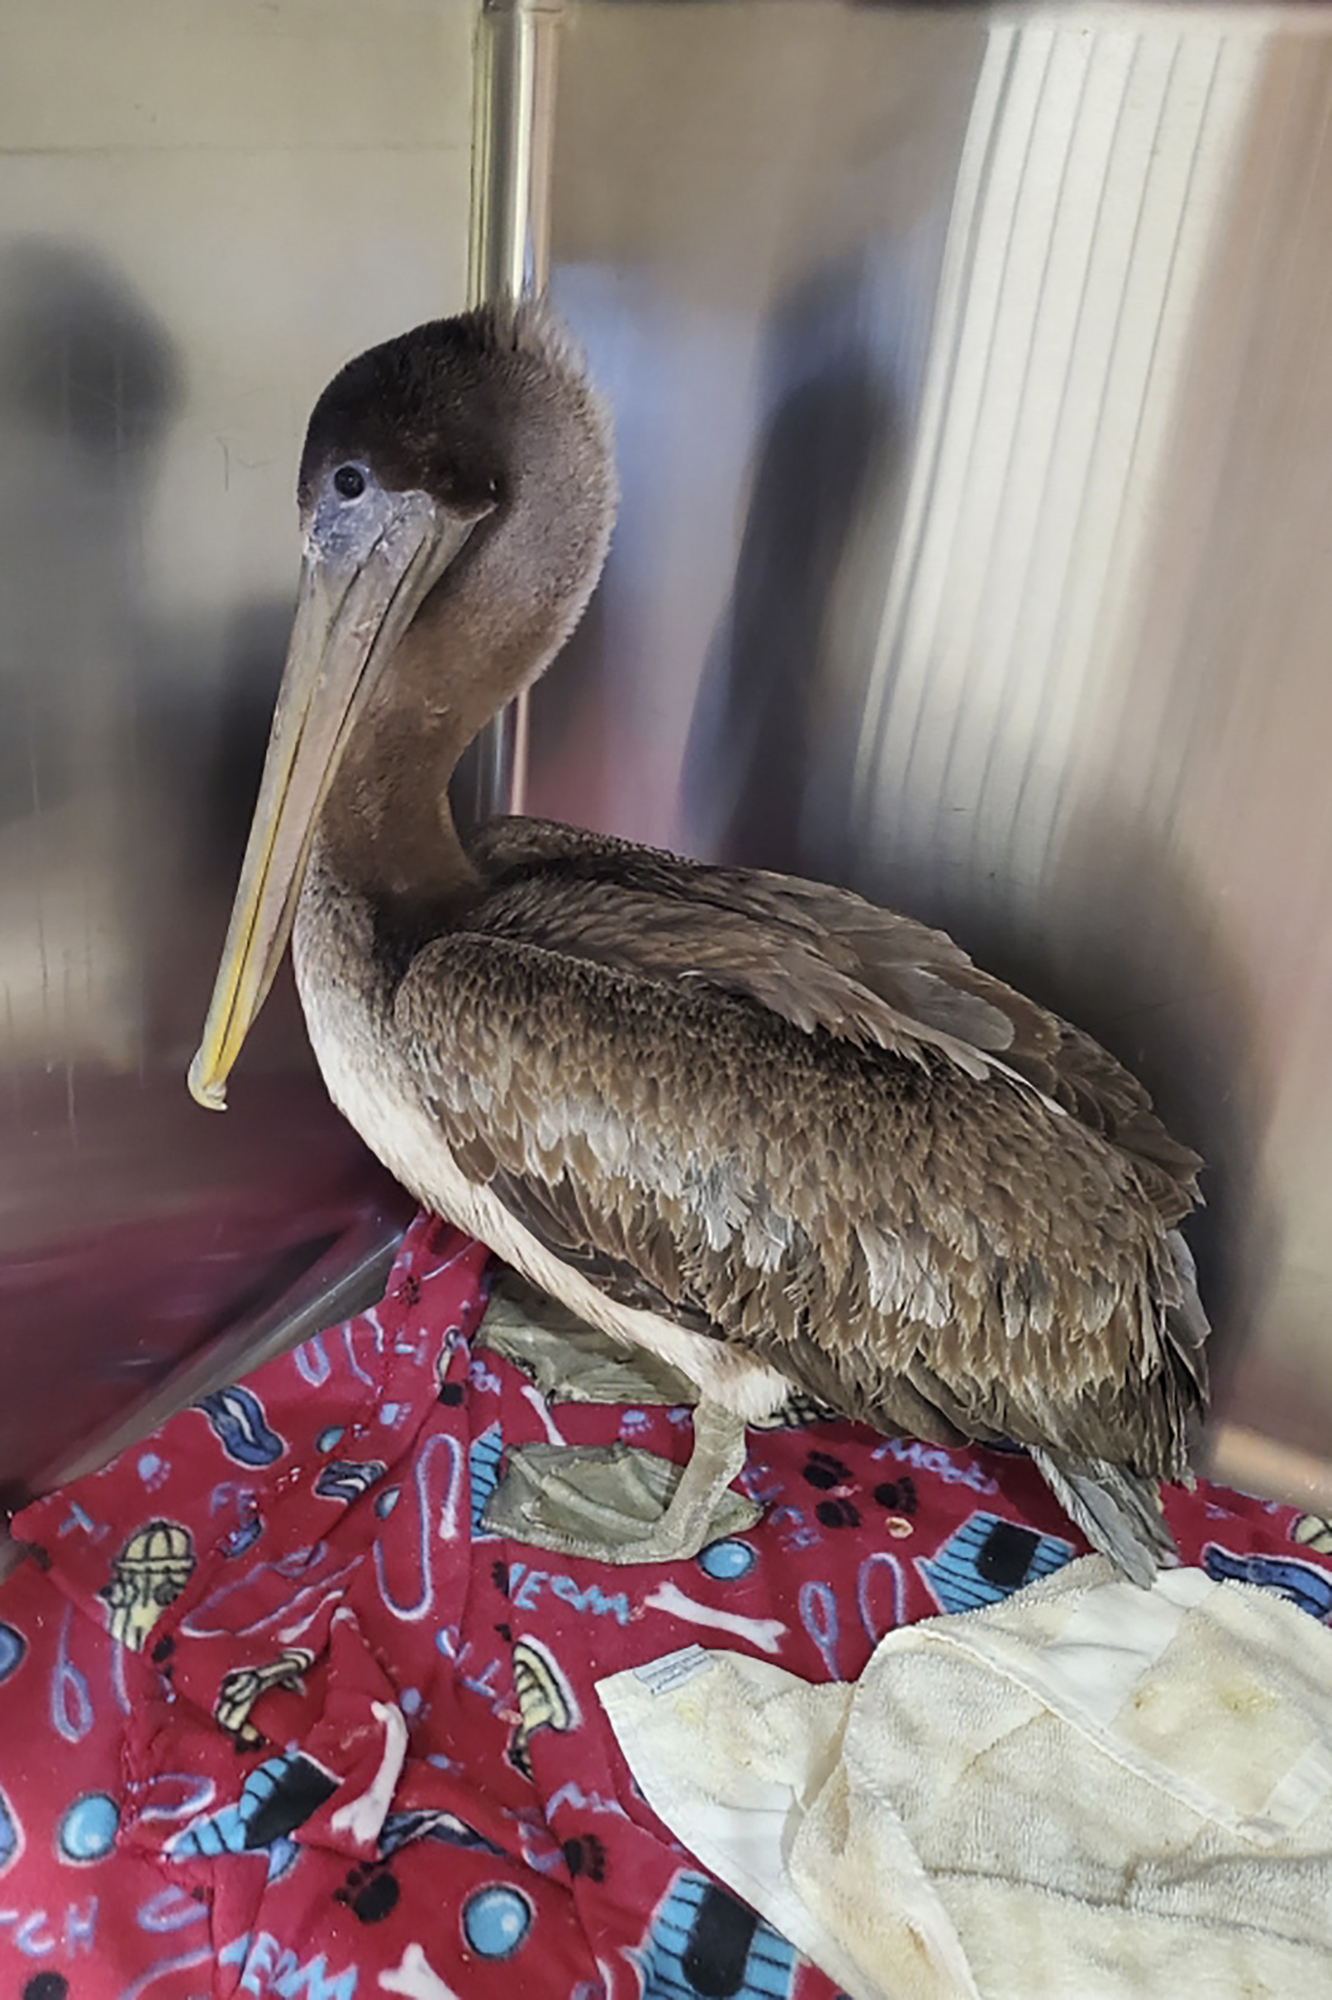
[{"xmin": 189, "ymin": 488, "xmax": 475, "ymax": 1110}]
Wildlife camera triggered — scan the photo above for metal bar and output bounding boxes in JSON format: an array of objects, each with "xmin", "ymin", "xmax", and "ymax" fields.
[{"xmin": 468, "ymin": 0, "xmax": 564, "ymax": 822}]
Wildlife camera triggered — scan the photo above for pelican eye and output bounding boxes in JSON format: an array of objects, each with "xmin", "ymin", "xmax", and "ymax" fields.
[{"xmin": 333, "ymin": 464, "xmax": 366, "ymax": 500}]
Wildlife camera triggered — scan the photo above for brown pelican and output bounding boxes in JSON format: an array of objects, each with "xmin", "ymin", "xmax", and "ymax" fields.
[{"xmin": 190, "ymin": 302, "xmax": 1208, "ymax": 1582}]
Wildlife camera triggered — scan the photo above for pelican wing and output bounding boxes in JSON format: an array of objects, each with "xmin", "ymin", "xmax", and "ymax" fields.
[
  {"xmin": 396, "ymin": 835, "xmax": 1204, "ymax": 1475},
  {"xmin": 469, "ymin": 819, "xmax": 1202, "ymax": 1223}
]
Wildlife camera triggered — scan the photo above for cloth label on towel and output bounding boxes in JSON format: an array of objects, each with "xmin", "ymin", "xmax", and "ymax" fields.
[{"xmin": 634, "ymin": 1645, "xmax": 714, "ymax": 1696}]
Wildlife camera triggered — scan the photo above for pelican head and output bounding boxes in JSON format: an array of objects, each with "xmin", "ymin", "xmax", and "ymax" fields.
[{"xmin": 188, "ymin": 301, "xmax": 615, "ymax": 1111}]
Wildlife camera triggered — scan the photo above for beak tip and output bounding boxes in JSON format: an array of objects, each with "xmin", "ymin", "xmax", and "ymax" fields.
[{"xmin": 188, "ymin": 1051, "xmax": 229, "ymax": 1113}]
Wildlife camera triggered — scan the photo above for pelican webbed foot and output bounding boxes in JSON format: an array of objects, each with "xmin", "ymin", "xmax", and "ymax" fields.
[{"xmin": 481, "ymin": 1401, "xmax": 759, "ymax": 1565}]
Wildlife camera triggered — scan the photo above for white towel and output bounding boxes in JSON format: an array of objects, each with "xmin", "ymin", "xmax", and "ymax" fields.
[{"xmin": 597, "ymin": 1558, "xmax": 1332, "ymax": 1999}]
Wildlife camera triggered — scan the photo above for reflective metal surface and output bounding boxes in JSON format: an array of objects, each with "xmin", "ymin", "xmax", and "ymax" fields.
[
  {"xmin": 9, "ymin": 0, "xmax": 1332, "ymax": 1511},
  {"xmin": 537, "ymin": 1, "xmax": 1332, "ymax": 1497},
  {"xmin": 0, "ymin": 0, "xmax": 478, "ymax": 1501},
  {"xmin": 464, "ymin": 0, "xmax": 566, "ymax": 824}
]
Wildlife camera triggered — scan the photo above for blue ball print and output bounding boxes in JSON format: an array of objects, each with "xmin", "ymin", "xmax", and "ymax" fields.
[
  {"xmin": 698, "ymin": 1539, "xmax": 756, "ymax": 1582},
  {"xmin": 0, "ymin": 1787, "xmax": 18, "ymax": 1873},
  {"xmin": 462, "ymin": 1883, "xmax": 532, "ymax": 1959},
  {"xmin": 57, "ymin": 1792, "xmax": 119, "ymax": 1863},
  {"xmin": 0, "ymin": 1623, "xmax": 25, "ymax": 1685}
]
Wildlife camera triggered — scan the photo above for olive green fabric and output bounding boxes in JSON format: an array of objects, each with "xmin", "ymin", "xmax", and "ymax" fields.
[
  {"xmin": 478, "ymin": 1272, "xmax": 698, "ymax": 1406},
  {"xmin": 481, "ymin": 1434, "xmax": 762, "ymax": 1562}
]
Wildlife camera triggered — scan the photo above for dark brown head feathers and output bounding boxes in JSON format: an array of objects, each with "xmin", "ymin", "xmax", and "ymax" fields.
[{"xmin": 298, "ymin": 300, "xmax": 603, "ymax": 520}]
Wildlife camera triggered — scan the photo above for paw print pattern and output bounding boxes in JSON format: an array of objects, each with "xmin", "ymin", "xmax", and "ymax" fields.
[
  {"xmin": 873, "ymin": 1477, "xmax": 918, "ymax": 1516},
  {"xmin": 335, "ymin": 1860, "xmax": 400, "ymax": 1923},
  {"xmin": 802, "ymin": 1451, "xmax": 851, "ymax": 1492},
  {"xmin": 803, "ymin": 1451, "xmax": 861, "ymax": 1528},
  {"xmin": 562, "ymin": 1833, "xmax": 606, "ymax": 1882}
]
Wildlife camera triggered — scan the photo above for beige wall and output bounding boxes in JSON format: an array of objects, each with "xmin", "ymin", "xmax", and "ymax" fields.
[{"xmin": 0, "ymin": 0, "xmax": 476, "ymax": 620}]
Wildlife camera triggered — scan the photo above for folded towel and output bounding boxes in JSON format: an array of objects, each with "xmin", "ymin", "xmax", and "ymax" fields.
[{"xmin": 598, "ymin": 1558, "xmax": 1332, "ymax": 1999}]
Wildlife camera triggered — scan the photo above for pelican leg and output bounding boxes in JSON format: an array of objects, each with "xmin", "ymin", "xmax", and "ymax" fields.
[
  {"xmin": 479, "ymin": 1398, "xmax": 760, "ymax": 1564},
  {"xmin": 618, "ymin": 1399, "xmax": 753, "ymax": 1564}
]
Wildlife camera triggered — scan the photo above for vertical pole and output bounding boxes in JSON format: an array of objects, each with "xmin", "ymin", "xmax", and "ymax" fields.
[{"xmin": 467, "ymin": 0, "xmax": 563, "ymax": 821}]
